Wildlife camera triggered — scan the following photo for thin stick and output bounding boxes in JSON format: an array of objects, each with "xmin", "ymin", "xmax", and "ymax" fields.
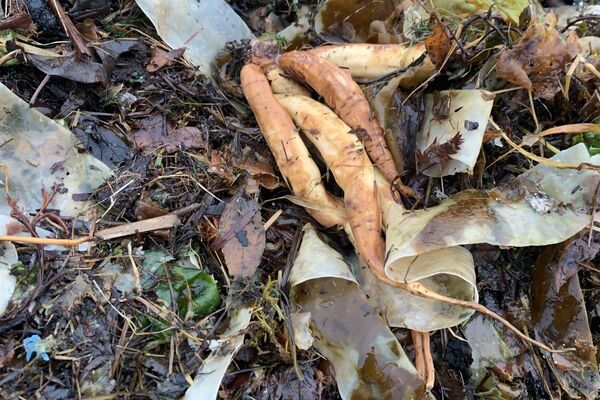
[
  {"xmin": 489, "ymin": 119, "xmax": 600, "ymax": 170},
  {"xmin": 0, "ymin": 235, "xmax": 90, "ymax": 246},
  {"xmin": 411, "ymin": 330, "xmax": 425, "ymax": 379},
  {"xmin": 127, "ymin": 241, "xmax": 142, "ymax": 293},
  {"xmin": 368, "ymin": 262, "xmax": 561, "ymax": 352},
  {"xmin": 0, "ymin": 49, "xmax": 20, "ymax": 66},
  {"xmin": 589, "ymin": 183, "xmax": 600, "ymax": 247},
  {"xmin": 29, "ymin": 75, "xmax": 51, "ymax": 106},
  {"xmin": 585, "ymin": 62, "xmax": 600, "ymax": 81},
  {"xmin": 263, "ymin": 209, "xmax": 283, "ymax": 231},
  {"xmin": 528, "ymin": 90, "xmax": 540, "ymax": 133},
  {"xmin": 402, "ymin": 281, "xmax": 562, "ymax": 353},
  {"xmin": 564, "ymin": 54, "xmax": 583, "ymax": 99}
]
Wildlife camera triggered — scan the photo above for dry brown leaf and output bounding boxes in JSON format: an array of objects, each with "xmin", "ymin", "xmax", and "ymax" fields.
[
  {"xmin": 214, "ymin": 191, "xmax": 265, "ymax": 278},
  {"xmin": 238, "ymin": 158, "xmax": 279, "ymax": 190},
  {"xmin": 76, "ymin": 18, "xmax": 99, "ymax": 41},
  {"xmin": 135, "ymin": 200, "xmax": 169, "ymax": 220},
  {"xmin": 209, "ymin": 150, "xmax": 235, "ymax": 183},
  {"xmin": 132, "ymin": 115, "xmax": 206, "ymax": 154},
  {"xmin": 496, "ymin": 13, "xmax": 579, "ymax": 100},
  {"xmin": 146, "ymin": 47, "xmax": 186, "ymax": 73},
  {"xmin": 424, "ymin": 20, "xmax": 452, "ymax": 66}
]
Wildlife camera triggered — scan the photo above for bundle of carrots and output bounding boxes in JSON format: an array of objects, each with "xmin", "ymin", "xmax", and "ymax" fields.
[
  {"xmin": 241, "ymin": 42, "xmax": 438, "ymax": 385},
  {"xmin": 241, "ymin": 43, "xmax": 431, "ymax": 283},
  {"xmin": 241, "ymin": 41, "xmax": 557, "ymax": 389}
]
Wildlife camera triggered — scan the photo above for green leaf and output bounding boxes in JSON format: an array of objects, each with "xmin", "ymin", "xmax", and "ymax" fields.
[
  {"xmin": 177, "ymin": 271, "xmax": 220, "ymax": 317},
  {"xmin": 141, "ymin": 250, "xmax": 174, "ymax": 288}
]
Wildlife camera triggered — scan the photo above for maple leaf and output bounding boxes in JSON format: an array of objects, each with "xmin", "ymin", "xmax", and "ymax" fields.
[{"xmin": 416, "ymin": 132, "xmax": 464, "ymax": 173}]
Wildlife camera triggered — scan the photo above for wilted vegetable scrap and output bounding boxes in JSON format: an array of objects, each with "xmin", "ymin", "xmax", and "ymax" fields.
[
  {"xmin": 416, "ymin": 90, "xmax": 495, "ymax": 177},
  {"xmin": 0, "ymin": 83, "xmax": 111, "ymax": 234},
  {"xmin": 307, "ymin": 43, "xmax": 435, "ymax": 83},
  {"xmin": 531, "ymin": 236, "xmax": 600, "ymax": 399},
  {"xmin": 386, "ymin": 143, "xmax": 600, "ymax": 259},
  {"xmin": 289, "ymin": 224, "xmax": 426, "ymax": 399},
  {"xmin": 4, "ymin": 1, "xmax": 600, "ymax": 399},
  {"xmin": 279, "ymin": 51, "xmax": 409, "ymax": 195},
  {"xmin": 314, "ymin": 0, "xmax": 397, "ymax": 42},
  {"xmin": 276, "ymin": 94, "xmax": 383, "ymax": 277},
  {"xmin": 240, "ymin": 63, "xmax": 344, "ymax": 228},
  {"xmin": 427, "ymin": 0, "xmax": 529, "ymax": 24}
]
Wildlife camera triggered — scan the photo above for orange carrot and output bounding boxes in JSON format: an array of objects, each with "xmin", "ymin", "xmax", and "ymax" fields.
[
  {"xmin": 240, "ymin": 64, "xmax": 344, "ymax": 228},
  {"xmin": 276, "ymin": 94, "xmax": 384, "ymax": 275},
  {"xmin": 279, "ymin": 51, "xmax": 411, "ymax": 196}
]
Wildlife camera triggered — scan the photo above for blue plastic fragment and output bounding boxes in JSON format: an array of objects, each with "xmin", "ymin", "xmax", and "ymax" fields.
[{"xmin": 23, "ymin": 334, "xmax": 50, "ymax": 361}]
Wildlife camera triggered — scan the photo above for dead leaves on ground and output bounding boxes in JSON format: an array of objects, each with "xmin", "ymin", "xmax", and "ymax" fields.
[
  {"xmin": 424, "ymin": 20, "xmax": 452, "ymax": 66},
  {"xmin": 132, "ymin": 115, "xmax": 207, "ymax": 154},
  {"xmin": 496, "ymin": 13, "xmax": 579, "ymax": 100},
  {"xmin": 146, "ymin": 47, "xmax": 186, "ymax": 72},
  {"xmin": 213, "ymin": 190, "xmax": 265, "ymax": 278}
]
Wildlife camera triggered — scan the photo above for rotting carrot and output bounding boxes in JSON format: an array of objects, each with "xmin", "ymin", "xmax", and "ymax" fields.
[
  {"xmin": 306, "ymin": 43, "xmax": 435, "ymax": 84},
  {"xmin": 248, "ymin": 39, "xmax": 308, "ymax": 96},
  {"xmin": 265, "ymin": 66, "xmax": 310, "ymax": 96},
  {"xmin": 276, "ymin": 94, "xmax": 384, "ymax": 276},
  {"xmin": 240, "ymin": 63, "xmax": 345, "ymax": 228},
  {"xmin": 279, "ymin": 51, "xmax": 416, "ymax": 198}
]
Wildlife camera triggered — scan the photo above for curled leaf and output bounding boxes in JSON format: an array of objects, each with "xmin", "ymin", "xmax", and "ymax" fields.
[
  {"xmin": 386, "ymin": 144, "xmax": 600, "ymax": 260},
  {"xmin": 290, "ymin": 224, "xmax": 425, "ymax": 399}
]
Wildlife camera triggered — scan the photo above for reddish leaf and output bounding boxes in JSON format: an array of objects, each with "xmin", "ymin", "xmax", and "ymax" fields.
[
  {"xmin": 213, "ymin": 191, "xmax": 265, "ymax": 278},
  {"xmin": 238, "ymin": 158, "xmax": 279, "ymax": 190},
  {"xmin": 76, "ymin": 18, "xmax": 99, "ymax": 41},
  {"xmin": 424, "ymin": 20, "xmax": 452, "ymax": 66},
  {"xmin": 416, "ymin": 132, "xmax": 464, "ymax": 173},
  {"xmin": 132, "ymin": 115, "xmax": 206, "ymax": 154},
  {"xmin": 146, "ymin": 47, "xmax": 186, "ymax": 73}
]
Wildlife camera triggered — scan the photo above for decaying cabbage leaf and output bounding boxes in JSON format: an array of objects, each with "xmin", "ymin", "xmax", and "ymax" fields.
[
  {"xmin": 416, "ymin": 90, "xmax": 494, "ymax": 177},
  {"xmin": 427, "ymin": 0, "xmax": 528, "ymax": 24},
  {"xmin": 289, "ymin": 225, "xmax": 425, "ymax": 399},
  {"xmin": 135, "ymin": 0, "xmax": 252, "ymax": 77},
  {"xmin": 0, "ymin": 241, "xmax": 17, "ymax": 316},
  {"xmin": 0, "ymin": 83, "xmax": 112, "ymax": 233},
  {"xmin": 184, "ymin": 306, "xmax": 253, "ymax": 400},
  {"xmin": 355, "ymin": 246, "xmax": 478, "ymax": 332},
  {"xmin": 386, "ymin": 143, "xmax": 600, "ymax": 262}
]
